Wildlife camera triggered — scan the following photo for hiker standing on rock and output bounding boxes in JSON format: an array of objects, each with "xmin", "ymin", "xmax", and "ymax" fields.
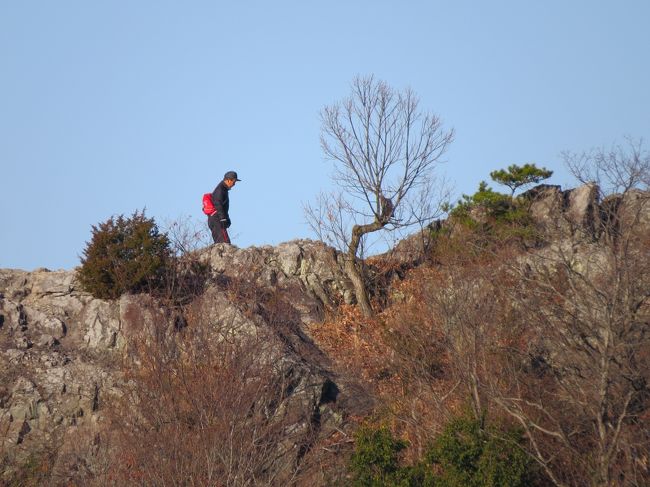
[{"xmin": 208, "ymin": 170, "xmax": 241, "ymax": 244}]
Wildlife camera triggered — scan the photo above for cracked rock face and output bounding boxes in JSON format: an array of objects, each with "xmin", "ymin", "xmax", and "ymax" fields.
[
  {"xmin": 200, "ymin": 238, "xmax": 356, "ymax": 314},
  {"xmin": 524, "ymin": 183, "xmax": 601, "ymax": 238},
  {"xmin": 390, "ymin": 184, "xmax": 649, "ymax": 266},
  {"xmin": 0, "ymin": 239, "xmax": 366, "ymax": 483}
]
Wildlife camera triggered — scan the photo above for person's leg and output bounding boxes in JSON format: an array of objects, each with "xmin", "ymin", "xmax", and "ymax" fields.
[
  {"xmin": 208, "ymin": 216, "xmax": 225, "ymax": 243},
  {"xmin": 220, "ymin": 226, "xmax": 231, "ymax": 244},
  {"xmin": 208, "ymin": 216, "xmax": 231, "ymax": 244}
]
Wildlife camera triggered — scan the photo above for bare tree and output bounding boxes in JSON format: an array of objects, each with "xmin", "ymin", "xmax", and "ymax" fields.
[
  {"xmin": 562, "ymin": 137, "xmax": 650, "ymax": 196},
  {"xmin": 493, "ymin": 234, "xmax": 650, "ymax": 485},
  {"xmin": 306, "ymin": 75, "xmax": 453, "ymax": 316},
  {"xmin": 486, "ymin": 140, "xmax": 650, "ymax": 486}
]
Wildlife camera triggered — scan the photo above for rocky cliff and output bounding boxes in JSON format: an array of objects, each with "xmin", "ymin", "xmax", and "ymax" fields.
[
  {"xmin": 1, "ymin": 184, "xmax": 648, "ymax": 485},
  {"xmin": 0, "ymin": 240, "xmax": 374, "ymax": 484}
]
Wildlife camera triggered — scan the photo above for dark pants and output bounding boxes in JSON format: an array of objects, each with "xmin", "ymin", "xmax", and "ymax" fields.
[{"xmin": 208, "ymin": 216, "xmax": 231, "ymax": 244}]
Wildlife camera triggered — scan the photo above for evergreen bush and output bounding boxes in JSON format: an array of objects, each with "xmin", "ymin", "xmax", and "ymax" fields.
[
  {"xmin": 349, "ymin": 425, "xmax": 433, "ymax": 486},
  {"xmin": 450, "ymin": 163, "xmax": 552, "ymax": 234},
  {"xmin": 449, "ymin": 179, "xmax": 538, "ymax": 244},
  {"xmin": 427, "ymin": 415, "xmax": 533, "ymax": 487},
  {"xmin": 77, "ymin": 210, "xmax": 171, "ymax": 299},
  {"xmin": 348, "ymin": 417, "xmax": 535, "ymax": 487}
]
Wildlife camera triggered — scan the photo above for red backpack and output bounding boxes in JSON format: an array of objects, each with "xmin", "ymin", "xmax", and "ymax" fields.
[{"xmin": 202, "ymin": 193, "xmax": 217, "ymax": 216}]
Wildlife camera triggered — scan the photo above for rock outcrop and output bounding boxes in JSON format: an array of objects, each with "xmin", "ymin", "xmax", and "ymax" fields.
[
  {"xmin": 388, "ymin": 183, "xmax": 649, "ymax": 265},
  {"xmin": 0, "ymin": 239, "xmax": 370, "ymax": 484},
  {"xmin": 2, "ymin": 186, "xmax": 648, "ymax": 484}
]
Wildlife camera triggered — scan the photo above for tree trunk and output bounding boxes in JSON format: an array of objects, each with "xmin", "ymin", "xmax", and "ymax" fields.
[
  {"xmin": 346, "ymin": 223, "xmax": 382, "ymax": 318},
  {"xmin": 345, "ymin": 257, "xmax": 373, "ymax": 317}
]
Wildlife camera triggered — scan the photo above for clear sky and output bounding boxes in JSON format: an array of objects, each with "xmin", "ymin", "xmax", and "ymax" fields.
[{"xmin": 2, "ymin": 1, "xmax": 649, "ymax": 270}]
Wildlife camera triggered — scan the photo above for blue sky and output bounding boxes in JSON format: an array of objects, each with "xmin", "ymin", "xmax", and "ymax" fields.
[{"xmin": 2, "ymin": 1, "xmax": 649, "ymax": 270}]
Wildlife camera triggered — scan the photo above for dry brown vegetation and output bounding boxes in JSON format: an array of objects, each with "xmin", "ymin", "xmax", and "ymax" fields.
[
  {"xmin": 309, "ymin": 234, "xmax": 526, "ymax": 460},
  {"xmin": 4, "ymin": 142, "xmax": 648, "ymax": 486},
  {"xmin": 78, "ymin": 311, "xmax": 322, "ymax": 486},
  {"xmin": 307, "ymin": 178, "xmax": 650, "ymax": 486}
]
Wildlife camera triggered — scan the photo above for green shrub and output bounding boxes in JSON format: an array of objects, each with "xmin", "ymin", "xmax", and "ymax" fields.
[
  {"xmin": 448, "ymin": 180, "xmax": 538, "ymax": 245},
  {"xmin": 348, "ymin": 416, "xmax": 536, "ymax": 487},
  {"xmin": 78, "ymin": 210, "xmax": 172, "ymax": 299},
  {"xmin": 452, "ymin": 181, "xmax": 513, "ymax": 222},
  {"xmin": 427, "ymin": 415, "xmax": 532, "ymax": 487},
  {"xmin": 349, "ymin": 425, "xmax": 433, "ymax": 487}
]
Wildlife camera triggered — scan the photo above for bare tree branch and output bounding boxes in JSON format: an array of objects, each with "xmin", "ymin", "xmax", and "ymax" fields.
[{"xmin": 306, "ymin": 75, "xmax": 453, "ymax": 316}]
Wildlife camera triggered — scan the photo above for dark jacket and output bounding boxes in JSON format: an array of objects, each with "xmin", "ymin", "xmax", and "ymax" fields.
[{"xmin": 211, "ymin": 180, "xmax": 230, "ymax": 224}]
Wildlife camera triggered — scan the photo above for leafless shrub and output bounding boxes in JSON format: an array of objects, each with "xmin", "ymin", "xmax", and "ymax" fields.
[
  {"xmin": 489, "ymin": 231, "xmax": 650, "ymax": 486},
  {"xmin": 486, "ymin": 142, "xmax": 650, "ymax": 486},
  {"xmin": 89, "ymin": 305, "xmax": 318, "ymax": 486},
  {"xmin": 380, "ymin": 238, "xmax": 520, "ymax": 461},
  {"xmin": 163, "ymin": 215, "xmax": 212, "ymax": 256},
  {"xmin": 563, "ymin": 137, "xmax": 650, "ymax": 196},
  {"xmin": 383, "ymin": 184, "xmax": 650, "ymax": 486}
]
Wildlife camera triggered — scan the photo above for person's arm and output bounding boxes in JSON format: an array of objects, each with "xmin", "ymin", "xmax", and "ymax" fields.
[{"xmin": 212, "ymin": 185, "xmax": 229, "ymax": 225}]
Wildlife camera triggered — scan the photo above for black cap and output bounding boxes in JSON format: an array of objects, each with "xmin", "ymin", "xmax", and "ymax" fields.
[{"xmin": 224, "ymin": 171, "xmax": 241, "ymax": 181}]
